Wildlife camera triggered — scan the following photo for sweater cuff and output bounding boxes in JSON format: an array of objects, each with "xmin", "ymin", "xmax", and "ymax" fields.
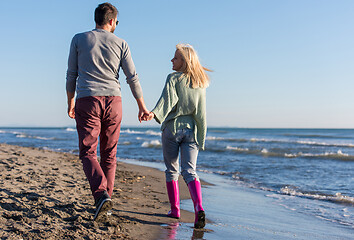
[
  {"xmin": 151, "ymin": 109, "xmax": 162, "ymax": 124},
  {"xmin": 129, "ymin": 81, "xmax": 143, "ymax": 99},
  {"xmin": 66, "ymin": 70, "xmax": 78, "ymax": 92}
]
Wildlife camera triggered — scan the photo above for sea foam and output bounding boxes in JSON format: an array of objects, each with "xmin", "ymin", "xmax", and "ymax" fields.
[
  {"xmin": 280, "ymin": 186, "xmax": 354, "ymax": 205},
  {"xmin": 65, "ymin": 128, "xmax": 76, "ymax": 132},
  {"xmin": 141, "ymin": 140, "xmax": 161, "ymax": 148}
]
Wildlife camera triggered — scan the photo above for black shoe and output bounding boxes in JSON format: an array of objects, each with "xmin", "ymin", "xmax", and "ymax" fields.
[
  {"xmin": 194, "ymin": 210, "xmax": 206, "ymax": 229},
  {"xmin": 93, "ymin": 191, "xmax": 113, "ymax": 221}
]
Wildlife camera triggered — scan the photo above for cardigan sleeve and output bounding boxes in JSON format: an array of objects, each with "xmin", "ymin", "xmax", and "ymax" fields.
[
  {"xmin": 194, "ymin": 90, "xmax": 207, "ymax": 150},
  {"xmin": 151, "ymin": 74, "xmax": 178, "ymax": 124}
]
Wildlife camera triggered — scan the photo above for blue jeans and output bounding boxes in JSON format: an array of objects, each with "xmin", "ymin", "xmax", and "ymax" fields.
[{"xmin": 162, "ymin": 127, "xmax": 199, "ymax": 184}]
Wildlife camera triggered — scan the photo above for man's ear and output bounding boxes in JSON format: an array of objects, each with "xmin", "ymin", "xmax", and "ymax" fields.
[{"xmin": 108, "ymin": 18, "xmax": 114, "ymax": 26}]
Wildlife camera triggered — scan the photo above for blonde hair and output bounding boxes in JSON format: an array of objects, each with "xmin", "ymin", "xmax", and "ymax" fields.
[{"xmin": 176, "ymin": 44, "xmax": 212, "ymax": 88}]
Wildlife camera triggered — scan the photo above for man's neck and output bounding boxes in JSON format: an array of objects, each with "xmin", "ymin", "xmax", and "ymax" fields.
[{"xmin": 96, "ymin": 24, "xmax": 111, "ymax": 32}]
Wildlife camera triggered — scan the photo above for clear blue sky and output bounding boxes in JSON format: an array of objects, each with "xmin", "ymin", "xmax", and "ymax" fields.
[{"xmin": 0, "ymin": 0, "xmax": 353, "ymax": 128}]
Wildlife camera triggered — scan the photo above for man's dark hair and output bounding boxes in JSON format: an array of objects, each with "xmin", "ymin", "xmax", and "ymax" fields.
[{"xmin": 94, "ymin": 2, "xmax": 118, "ymax": 26}]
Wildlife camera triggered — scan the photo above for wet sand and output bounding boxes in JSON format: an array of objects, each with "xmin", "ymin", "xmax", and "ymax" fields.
[{"xmin": 0, "ymin": 143, "xmax": 205, "ymax": 239}]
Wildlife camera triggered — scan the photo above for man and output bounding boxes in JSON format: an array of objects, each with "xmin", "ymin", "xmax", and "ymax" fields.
[{"xmin": 66, "ymin": 2, "xmax": 150, "ymax": 221}]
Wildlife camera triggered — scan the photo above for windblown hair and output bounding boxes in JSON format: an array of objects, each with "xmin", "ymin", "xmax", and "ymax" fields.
[
  {"xmin": 176, "ymin": 44, "xmax": 211, "ymax": 88},
  {"xmin": 94, "ymin": 2, "xmax": 118, "ymax": 26}
]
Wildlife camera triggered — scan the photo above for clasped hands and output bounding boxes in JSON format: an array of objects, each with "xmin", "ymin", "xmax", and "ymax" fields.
[{"xmin": 138, "ymin": 111, "xmax": 155, "ymax": 122}]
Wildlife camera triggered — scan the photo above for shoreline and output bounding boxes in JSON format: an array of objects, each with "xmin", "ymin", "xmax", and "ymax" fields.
[
  {"xmin": 1, "ymin": 143, "xmax": 353, "ymax": 239},
  {"xmin": 0, "ymin": 143, "xmax": 206, "ymax": 239}
]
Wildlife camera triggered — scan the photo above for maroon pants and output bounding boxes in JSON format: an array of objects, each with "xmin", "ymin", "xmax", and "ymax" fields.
[{"xmin": 75, "ymin": 96, "xmax": 122, "ymax": 201}]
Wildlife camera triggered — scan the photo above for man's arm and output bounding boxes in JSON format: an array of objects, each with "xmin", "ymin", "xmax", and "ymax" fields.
[
  {"xmin": 120, "ymin": 41, "xmax": 150, "ymax": 122},
  {"xmin": 66, "ymin": 36, "xmax": 78, "ymax": 119},
  {"xmin": 136, "ymin": 97, "xmax": 150, "ymax": 122},
  {"xmin": 67, "ymin": 91, "xmax": 75, "ymax": 119}
]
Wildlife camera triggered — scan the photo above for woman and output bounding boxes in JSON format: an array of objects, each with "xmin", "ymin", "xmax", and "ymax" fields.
[{"xmin": 147, "ymin": 44, "xmax": 211, "ymax": 228}]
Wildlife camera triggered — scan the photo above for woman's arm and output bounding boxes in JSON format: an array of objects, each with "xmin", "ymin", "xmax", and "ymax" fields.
[{"xmin": 151, "ymin": 74, "xmax": 178, "ymax": 124}]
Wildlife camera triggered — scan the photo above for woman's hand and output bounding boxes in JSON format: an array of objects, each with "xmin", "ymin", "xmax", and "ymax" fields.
[
  {"xmin": 141, "ymin": 112, "xmax": 154, "ymax": 121},
  {"xmin": 146, "ymin": 112, "xmax": 155, "ymax": 121}
]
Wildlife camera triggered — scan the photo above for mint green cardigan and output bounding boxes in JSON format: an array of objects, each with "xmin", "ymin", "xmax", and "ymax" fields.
[{"xmin": 152, "ymin": 72, "xmax": 207, "ymax": 150}]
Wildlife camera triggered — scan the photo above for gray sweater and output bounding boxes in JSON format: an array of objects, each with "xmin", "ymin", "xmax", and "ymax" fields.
[{"xmin": 66, "ymin": 29, "xmax": 143, "ymax": 99}]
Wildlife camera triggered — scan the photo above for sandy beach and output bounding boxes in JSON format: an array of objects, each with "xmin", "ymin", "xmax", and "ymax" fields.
[
  {"xmin": 1, "ymin": 140, "xmax": 353, "ymax": 240},
  {"xmin": 0, "ymin": 143, "xmax": 206, "ymax": 240}
]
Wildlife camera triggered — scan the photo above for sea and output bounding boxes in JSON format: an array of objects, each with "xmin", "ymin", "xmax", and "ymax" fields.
[{"xmin": 0, "ymin": 127, "xmax": 353, "ymax": 239}]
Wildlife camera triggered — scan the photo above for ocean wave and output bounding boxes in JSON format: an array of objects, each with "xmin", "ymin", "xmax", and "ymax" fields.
[
  {"xmin": 199, "ymin": 168, "xmax": 250, "ymax": 183},
  {"xmin": 121, "ymin": 129, "xmax": 161, "ymax": 136},
  {"xmin": 296, "ymin": 140, "xmax": 354, "ymax": 148},
  {"xmin": 141, "ymin": 140, "xmax": 161, "ymax": 148},
  {"xmin": 145, "ymin": 130, "xmax": 161, "ymax": 136},
  {"xmin": 35, "ymin": 136, "xmax": 56, "ymax": 140},
  {"xmin": 207, "ymin": 136, "xmax": 354, "ymax": 149},
  {"xmin": 223, "ymin": 145, "xmax": 354, "ymax": 161},
  {"xmin": 15, "ymin": 134, "xmax": 27, "ymax": 138},
  {"xmin": 15, "ymin": 134, "xmax": 56, "ymax": 141},
  {"xmin": 284, "ymin": 150, "xmax": 354, "ymax": 161},
  {"xmin": 200, "ymin": 167, "xmax": 354, "ymax": 206},
  {"xmin": 282, "ymin": 133, "xmax": 353, "ymax": 140},
  {"xmin": 225, "ymin": 146, "xmax": 249, "ymax": 152},
  {"xmin": 0, "ymin": 130, "xmax": 55, "ymax": 140},
  {"xmin": 251, "ymin": 138, "xmax": 354, "ymax": 148},
  {"xmin": 65, "ymin": 127, "xmax": 76, "ymax": 132},
  {"xmin": 228, "ymin": 168, "xmax": 354, "ymax": 205},
  {"xmin": 199, "ymin": 169, "xmax": 233, "ymax": 176},
  {"xmin": 39, "ymin": 146, "xmax": 51, "ymax": 151},
  {"xmin": 121, "ymin": 129, "xmax": 143, "ymax": 134},
  {"xmin": 223, "ymin": 146, "xmax": 274, "ymax": 156},
  {"xmin": 206, "ymin": 136, "xmax": 248, "ymax": 142},
  {"xmin": 198, "ymin": 169, "xmax": 215, "ymax": 174},
  {"xmin": 1, "ymin": 130, "xmax": 22, "ymax": 135},
  {"xmin": 280, "ymin": 186, "xmax": 354, "ymax": 205}
]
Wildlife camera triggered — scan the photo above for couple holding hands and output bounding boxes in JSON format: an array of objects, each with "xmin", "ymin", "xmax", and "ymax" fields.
[{"xmin": 66, "ymin": 3, "xmax": 211, "ymax": 229}]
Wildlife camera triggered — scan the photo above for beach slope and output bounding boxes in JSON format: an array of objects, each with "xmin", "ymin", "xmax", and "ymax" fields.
[{"xmin": 0, "ymin": 143, "xmax": 196, "ymax": 239}]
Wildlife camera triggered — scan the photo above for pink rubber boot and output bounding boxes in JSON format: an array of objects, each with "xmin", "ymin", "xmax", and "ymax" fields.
[
  {"xmin": 187, "ymin": 179, "xmax": 206, "ymax": 228},
  {"xmin": 166, "ymin": 180, "xmax": 180, "ymax": 218}
]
